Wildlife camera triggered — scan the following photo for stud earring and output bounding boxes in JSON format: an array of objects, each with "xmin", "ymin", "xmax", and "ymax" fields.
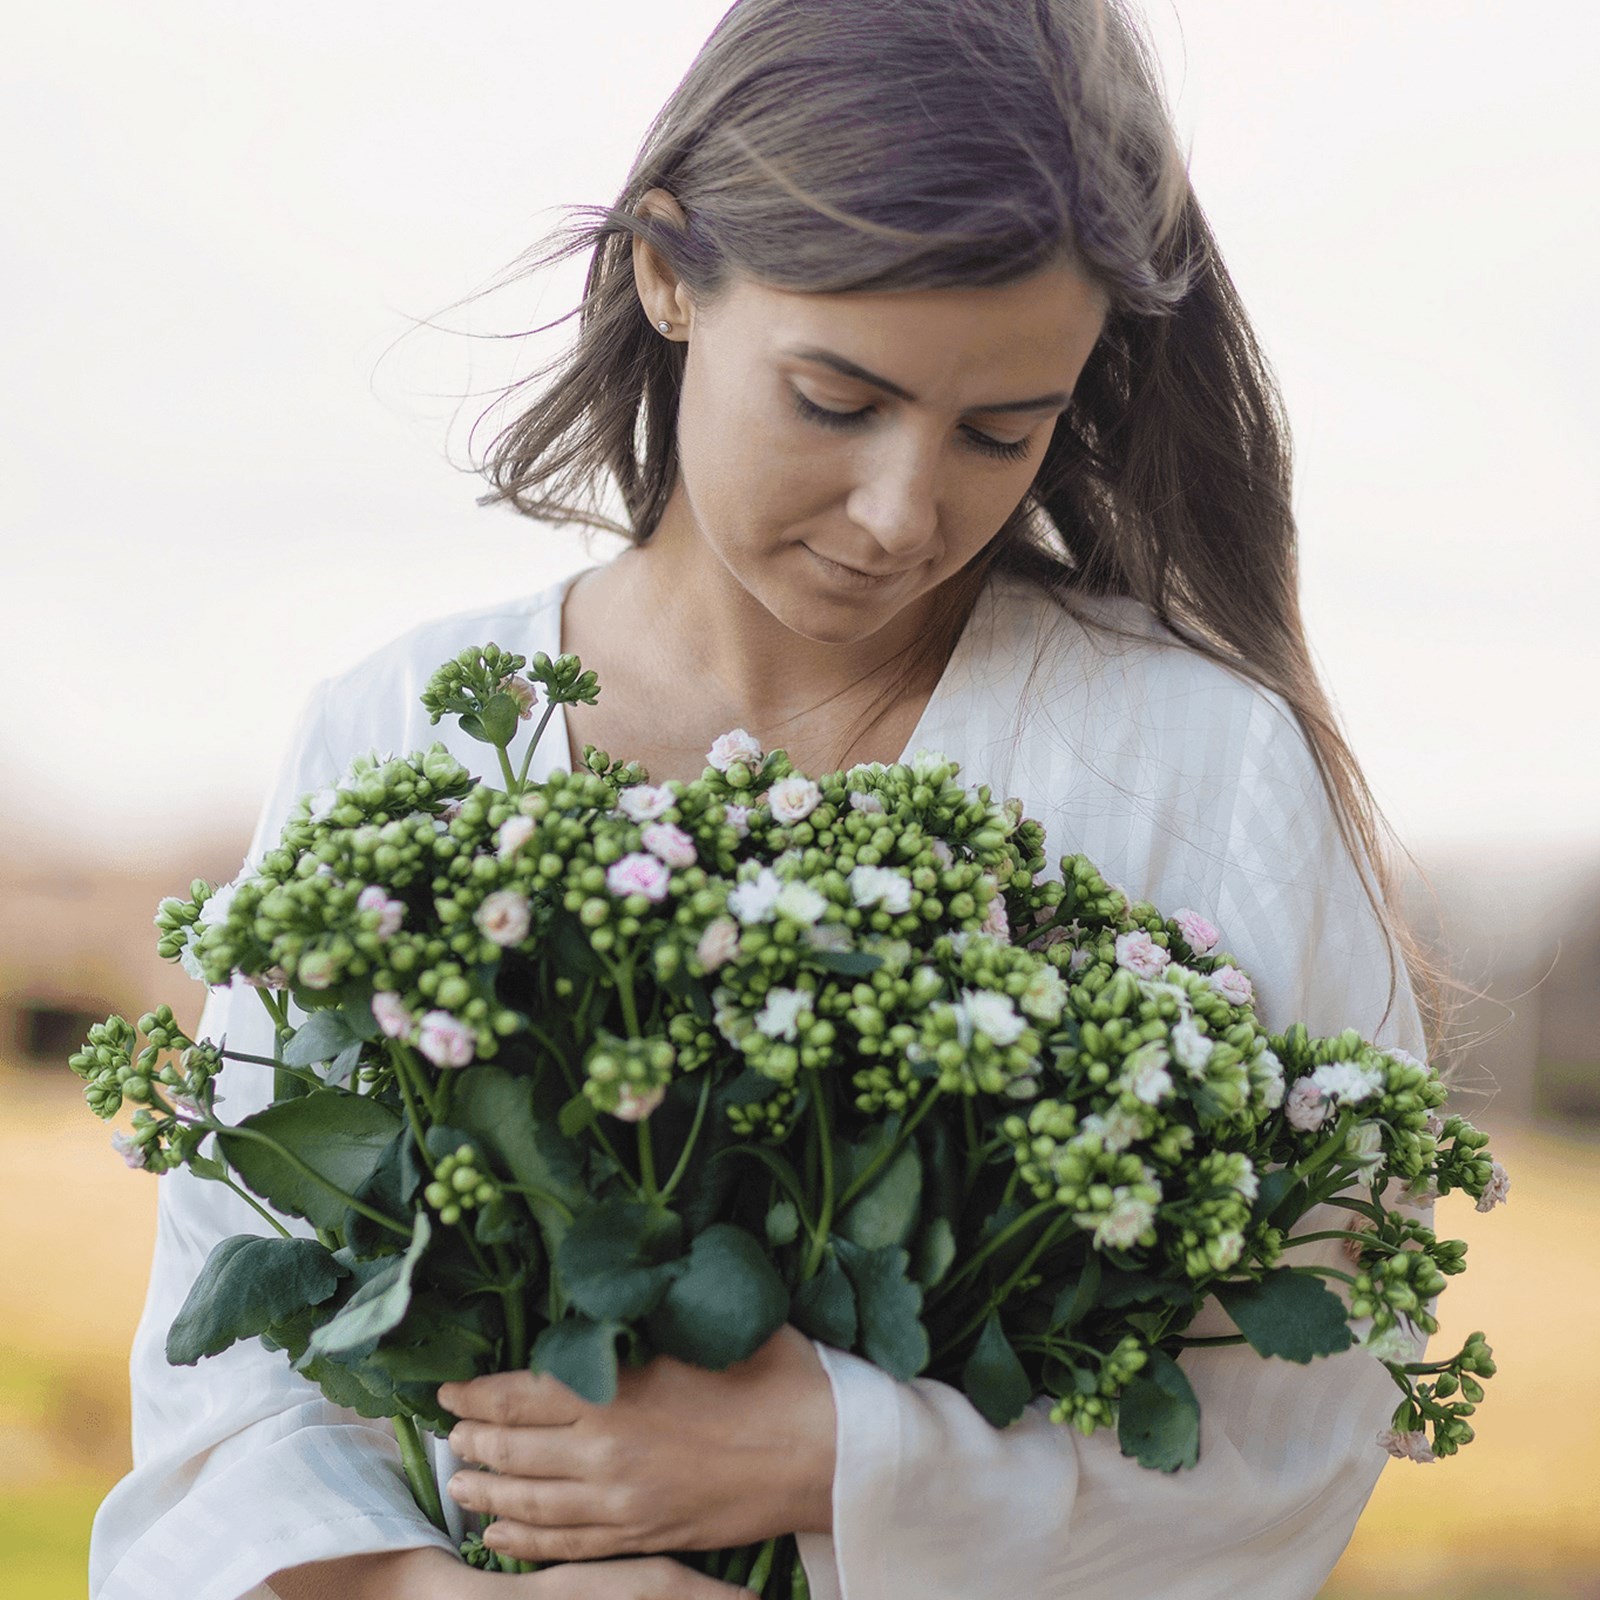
[{"xmin": 657, "ymin": 319, "xmax": 671, "ymax": 333}]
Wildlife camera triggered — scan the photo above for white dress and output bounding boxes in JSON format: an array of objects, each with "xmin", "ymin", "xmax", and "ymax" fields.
[{"xmin": 89, "ymin": 561, "xmax": 1429, "ymax": 1600}]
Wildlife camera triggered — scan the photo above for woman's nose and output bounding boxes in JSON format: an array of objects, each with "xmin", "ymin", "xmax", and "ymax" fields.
[{"xmin": 845, "ymin": 433, "xmax": 943, "ymax": 554}]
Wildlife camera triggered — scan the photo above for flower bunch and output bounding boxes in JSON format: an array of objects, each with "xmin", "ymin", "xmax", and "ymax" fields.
[{"xmin": 71, "ymin": 640, "xmax": 1504, "ymax": 1594}]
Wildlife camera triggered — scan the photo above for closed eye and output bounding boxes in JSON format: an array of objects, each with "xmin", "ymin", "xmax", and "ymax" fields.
[{"xmin": 789, "ymin": 388, "xmax": 1034, "ymax": 463}]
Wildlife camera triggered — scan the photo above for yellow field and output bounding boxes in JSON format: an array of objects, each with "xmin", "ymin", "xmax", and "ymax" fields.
[{"xmin": 6, "ymin": 1068, "xmax": 1597, "ymax": 1597}]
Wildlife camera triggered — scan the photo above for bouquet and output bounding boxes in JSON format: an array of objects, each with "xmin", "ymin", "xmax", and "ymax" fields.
[{"xmin": 73, "ymin": 642, "xmax": 1505, "ymax": 1594}]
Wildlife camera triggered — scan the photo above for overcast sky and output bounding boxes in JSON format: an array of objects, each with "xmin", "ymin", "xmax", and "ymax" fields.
[{"xmin": 4, "ymin": 1, "xmax": 1595, "ymax": 870}]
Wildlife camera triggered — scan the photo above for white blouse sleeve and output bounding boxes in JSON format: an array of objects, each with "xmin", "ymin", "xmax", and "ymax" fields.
[
  {"xmin": 89, "ymin": 681, "xmax": 467, "ymax": 1600},
  {"xmin": 796, "ymin": 688, "xmax": 1429, "ymax": 1600}
]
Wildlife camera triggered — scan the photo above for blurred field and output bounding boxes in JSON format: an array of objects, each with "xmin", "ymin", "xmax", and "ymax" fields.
[{"xmin": 5, "ymin": 1065, "xmax": 1597, "ymax": 1598}]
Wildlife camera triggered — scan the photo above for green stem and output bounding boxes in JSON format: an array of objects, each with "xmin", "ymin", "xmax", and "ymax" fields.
[
  {"xmin": 494, "ymin": 743, "xmax": 519, "ymax": 793},
  {"xmin": 392, "ymin": 1411, "xmax": 448, "ymax": 1534},
  {"xmin": 394, "ymin": 1042, "xmax": 440, "ymax": 1123},
  {"xmin": 206, "ymin": 1123, "xmax": 411, "ymax": 1238},
  {"xmin": 934, "ymin": 1210, "xmax": 1078, "ymax": 1359},
  {"xmin": 392, "ymin": 1051, "xmax": 435, "ymax": 1171},
  {"xmin": 216, "ymin": 1049, "xmax": 324, "ymax": 1091},
  {"xmin": 216, "ymin": 1173, "xmax": 292, "ymax": 1237},
  {"xmin": 658, "ymin": 1071, "xmax": 713, "ymax": 1206},
  {"xmin": 1287, "ymin": 1263, "xmax": 1358, "ymax": 1288},
  {"xmin": 1170, "ymin": 1333, "xmax": 1247, "ymax": 1350},
  {"xmin": 835, "ymin": 1089, "xmax": 940, "ymax": 1213},
  {"xmin": 515, "ymin": 701, "xmax": 560, "ymax": 789},
  {"xmin": 926, "ymin": 1199, "xmax": 1057, "ymax": 1311},
  {"xmin": 637, "ymin": 1118, "xmax": 658, "ymax": 1201},
  {"xmin": 801, "ymin": 1080, "xmax": 836, "ymax": 1281}
]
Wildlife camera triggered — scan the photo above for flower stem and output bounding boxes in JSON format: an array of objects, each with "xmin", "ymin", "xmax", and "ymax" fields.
[
  {"xmin": 658, "ymin": 1071, "xmax": 713, "ymax": 1206},
  {"xmin": 835, "ymin": 1089, "xmax": 940, "ymax": 1213},
  {"xmin": 801, "ymin": 1081, "xmax": 836, "ymax": 1281},
  {"xmin": 216, "ymin": 1173, "xmax": 291, "ymax": 1237},
  {"xmin": 392, "ymin": 1411, "xmax": 448, "ymax": 1533},
  {"xmin": 207, "ymin": 1123, "xmax": 411, "ymax": 1238}
]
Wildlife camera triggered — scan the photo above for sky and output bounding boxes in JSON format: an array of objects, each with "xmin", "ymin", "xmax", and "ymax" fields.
[{"xmin": 4, "ymin": 0, "xmax": 1596, "ymax": 870}]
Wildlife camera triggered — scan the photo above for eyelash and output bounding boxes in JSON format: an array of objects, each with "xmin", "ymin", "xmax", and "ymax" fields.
[{"xmin": 789, "ymin": 389, "xmax": 1034, "ymax": 462}]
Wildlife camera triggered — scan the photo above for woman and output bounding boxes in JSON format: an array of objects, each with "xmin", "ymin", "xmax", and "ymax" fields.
[{"xmin": 90, "ymin": 2, "xmax": 1447, "ymax": 1597}]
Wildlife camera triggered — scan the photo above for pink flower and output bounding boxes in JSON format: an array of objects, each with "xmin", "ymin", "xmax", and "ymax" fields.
[
  {"xmin": 1068, "ymin": 946, "xmax": 1094, "ymax": 974},
  {"xmin": 497, "ymin": 815, "xmax": 536, "ymax": 859},
  {"xmin": 768, "ymin": 776, "xmax": 822, "ymax": 824},
  {"xmin": 371, "ymin": 991, "xmax": 412, "ymax": 1040},
  {"xmin": 696, "ymin": 917, "xmax": 741, "ymax": 972},
  {"xmin": 642, "ymin": 821, "xmax": 698, "ymax": 870},
  {"xmin": 707, "ymin": 729, "xmax": 763, "ymax": 773},
  {"xmin": 1284, "ymin": 1077, "xmax": 1328, "ymax": 1132},
  {"xmin": 1172, "ymin": 907, "xmax": 1221, "ymax": 956},
  {"xmin": 980, "ymin": 879, "xmax": 1011, "ymax": 943},
  {"xmin": 357, "ymin": 885, "xmax": 405, "ymax": 939},
  {"xmin": 849, "ymin": 790, "xmax": 886, "ymax": 815},
  {"xmin": 418, "ymin": 1010, "xmax": 475, "ymax": 1069},
  {"xmin": 1207, "ymin": 965, "xmax": 1255, "ymax": 1007},
  {"xmin": 498, "ymin": 673, "xmax": 539, "ymax": 719},
  {"xmin": 1114, "ymin": 930, "xmax": 1170, "ymax": 981},
  {"xmin": 612, "ymin": 1083, "xmax": 667, "ymax": 1123},
  {"xmin": 111, "ymin": 1130, "xmax": 148, "ymax": 1170},
  {"xmin": 242, "ymin": 965, "xmax": 288, "ymax": 991},
  {"xmin": 1377, "ymin": 1428, "xmax": 1436, "ymax": 1464},
  {"xmin": 723, "ymin": 804, "xmax": 752, "ymax": 840},
  {"xmin": 930, "ymin": 839, "xmax": 955, "ymax": 868},
  {"xmin": 607, "ymin": 852, "xmax": 672, "ymax": 902},
  {"xmin": 474, "ymin": 889, "xmax": 531, "ymax": 947},
  {"xmin": 298, "ymin": 950, "xmax": 338, "ymax": 990},
  {"xmin": 1475, "ymin": 1159, "xmax": 1510, "ymax": 1213},
  {"xmin": 619, "ymin": 783, "xmax": 675, "ymax": 822}
]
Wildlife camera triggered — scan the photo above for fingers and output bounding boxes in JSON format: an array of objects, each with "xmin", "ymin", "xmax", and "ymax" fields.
[
  {"xmin": 448, "ymin": 1468, "xmax": 615, "ymax": 1532},
  {"xmin": 517, "ymin": 1555, "xmax": 757, "ymax": 1598},
  {"xmin": 448, "ymin": 1418, "xmax": 596, "ymax": 1478},
  {"xmin": 439, "ymin": 1370, "xmax": 591, "ymax": 1426}
]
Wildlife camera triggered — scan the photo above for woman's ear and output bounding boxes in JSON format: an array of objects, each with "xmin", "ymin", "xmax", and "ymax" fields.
[{"xmin": 632, "ymin": 188, "xmax": 696, "ymax": 334}]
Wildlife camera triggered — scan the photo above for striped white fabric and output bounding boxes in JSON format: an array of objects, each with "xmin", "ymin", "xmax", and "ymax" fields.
[{"xmin": 91, "ymin": 561, "xmax": 1427, "ymax": 1600}]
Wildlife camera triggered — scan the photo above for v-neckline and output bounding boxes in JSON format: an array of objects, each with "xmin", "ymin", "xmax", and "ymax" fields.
[{"xmin": 543, "ymin": 562, "xmax": 989, "ymax": 781}]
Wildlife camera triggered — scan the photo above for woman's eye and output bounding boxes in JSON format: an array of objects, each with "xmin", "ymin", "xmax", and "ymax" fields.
[{"xmin": 789, "ymin": 388, "xmax": 1032, "ymax": 462}]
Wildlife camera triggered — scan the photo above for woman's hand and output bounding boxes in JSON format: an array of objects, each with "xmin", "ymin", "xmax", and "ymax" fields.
[
  {"xmin": 439, "ymin": 1323, "xmax": 836, "ymax": 1566},
  {"xmin": 269, "ymin": 1546, "xmax": 761, "ymax": 1599}
]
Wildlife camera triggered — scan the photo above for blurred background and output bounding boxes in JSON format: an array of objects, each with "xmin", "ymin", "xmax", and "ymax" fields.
[{"xmin": 3, "ymin": 1, "xmax": 1596, "ymax": 1595}]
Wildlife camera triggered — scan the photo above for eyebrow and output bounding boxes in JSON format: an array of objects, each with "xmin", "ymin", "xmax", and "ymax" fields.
[{"xmin": 782, "ymin": 345, "xmax": 1071, "ymax": 414}]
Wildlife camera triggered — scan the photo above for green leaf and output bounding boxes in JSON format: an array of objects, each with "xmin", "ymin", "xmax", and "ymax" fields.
[
  {"xmin": 1117, "ymin": 1348, "xmax": 1201, "ymax": 1471},
  {"xmin": 766, "ymin": 1200, "xmax": 800, "ymax": 1247},
  {"xmin": 309, "ymin": 1212, "xmax": 433, "ymax": 1358},
  {"xmin": 1250, "ymin": 1166, "xmax": 1306, "ymax": 1228},
  {"xmin": 166, "ymin": 1236, "xmax": 347, "ymax": 1366},
  {"xmin": 835, "ymin": 1239, "xmax": 929, "ymax": 1381},
  {"xmin": 219, "ymin": 1090, "xmax": 404, "ymax": 1230},
  {"xmin": 559, "ymin": 1091, "xmax": 599, "ymax": 1139},
  {"xmin": 1098, "ymin": 1269, "xmax": 1192, "ymax": 1311},
  {"xmin": 1215, "ymin": 1270, "xmax": 1355, "ymax": 1364},
  {"xmin": 325, "ymin": 1039, "xmax": 364, "ymax": 1089},
  {"xmin": 557, "ymin": 1200, "xmax": 684, "ymax": 1324},
  {"xmin": 364, "ymin": 1294, "xmax": 497, "ymax": 1383},
  {"xmin": 837, "ymin": 1140, "xmax": 922, "ymax": 1251},
  {"xmin": 340, "ymin": 990, "xmax": 382, "ymax": 1043},
  {"xmin": 805, "ymin": 948, "xmax": 883, "ymax": 976},
  {"xmin": 646, "ymin": 1224, "xmax": 789, "ymax": 1369},
  {"xmin": 281, "ymin": 1011, "xmax": 362, "ymax": 1069},
  {"xmin": 791, "ymin": 1248, "xmax": 858, "ymax": 1348},
  {"xmin": 913, "ymin": 1216, "xmax": 957, "ymax": 1289},
  {"xmin": 1049, "ymin": 1251, "xmax": 1102, "ymax": 1332},
  {"xmin": 532, "ymin": 1316, "xmax": 624, "ymax": 1405},
  {"xmin": 962, "ymin": 1312, "xmax": 1033, "ymax": 1428},
  {"xmin": 449, "ymin": 1066, "xmax": 587, "ymax": 1208}
]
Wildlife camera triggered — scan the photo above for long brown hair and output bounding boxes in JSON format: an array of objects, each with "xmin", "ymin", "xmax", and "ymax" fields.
[{"xmin": 461, "ymin": 0, "xmax": 1462, "ymax": 1062}]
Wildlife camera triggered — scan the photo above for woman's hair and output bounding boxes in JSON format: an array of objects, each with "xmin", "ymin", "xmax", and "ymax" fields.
[{"xmin": 459, "ymin": 0, "xmax": 1465, "ymax": 1065}]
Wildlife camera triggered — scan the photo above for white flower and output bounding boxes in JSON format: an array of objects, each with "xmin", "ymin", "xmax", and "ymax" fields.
[
  {"xmin": 754, "ymin": 986, "xmax": 811, "ymax": 1041},
  {"xmin": 1207, "ymin": 965, "xmax": 1255, "ymax": 1007},
  {"xmin": 475, "ymin": 889, "xmax": 531, "ymax": 947},
  {"xmin": 1230, "ymin": 1160, "xmax": 1261, "ymax": 1203},
  {"xmin": 979, "ymin": 879, "xmax": 1011, "ymax": 943},
  {"xmin": 1068, "ymin": 945, "xmax": 1094, "ymax": 974},
  {"xmin": 1284, "ymin": 1078, "xmax": 1329, "ymax": 1132},
  {"xmin": 1252, "ymin": 1047, "xmax": 1286, "ymax": 1110},
  {"xmin": 696, "ymin": 917, "xmax": 741, "ymax": 971},
  {"xmin": 805, "ymin": 922, "xmax": 852, "ymax": 954},
  {"xmin": 642, "ymin": 821, "xmax": 698, "ymax": 870},
  {"xmin": 309, "ymin": 787, "xmax": 340, "ymax": 824},
  {"xmin": 1346, "ymin": 1119, "xmax": 1385, "ymax": 1171},
  {"xmin": 357, "ymin": 884, "xmax": 405, "ymax": 940},
  {"xmin": 618, "ymin": 783, "xmax": 675, "ymax": 822},
  {"xmin": 1114, "ymin": 930, "xmax": 1170, "ymax": 980},
  {"xmin": 1475, "ymin": 1159, "xmax": 1510, "ymax": 1213},
  {"xmin": 1019, "ymin": 965, "xmax": 1067, "ymax": 1025},
  {"xmin": 956, "ymin": 989, "xmax": 1027, "ymax": 1048},
  {"xmin": 908, "ymin": 749, "xmax": 948, "ymax": 779},
  {"xmin": 773, "ymin": 879, "xmax": 829, "ymax": 926},
  {"xmin": 612, "ymin": 1083, "xmax": 667, "ymax": 1122},
  {"xmin": 1385, "ymin": 1046, "xmax": 1429, "ymax": 1073},
  {"xmin": 1085, "ymin": 1189, "xmax": 1158, "ymax": 1251},
  {"xmin": 178, "ymin": 928, "xmax": 207, "ymax": 983},
  {"xmin": 1423, "ymin": 1108, "xmax": 1447, "ymax": 1139},
  {"xmin": 1081, "ymin": 1107, "xmax": 1146, "ymax": 1152},
  {"xmin": 850, "ymin": 865, "xmax": 913, "ymax": 915},
  {"xmin": 606, "ymin": 852, "xmax": 672, "ymax": 903},
  {"xmin": 930, "ymin": 839, "xmax": 955, "ymax": 868},
  {"xmin": 723, "ymin": 803, "xmax": 752, "ymax": 840},
  {"xmin": 497, "ymin": 815, "xmax": 536, "ymax": 859},
  {"xmin": 418, "ymin": 1010, "xmax": 475, "ymax": 1069},
  {"xmin": 111, "ymin": 1130, "xmax": 149, "ymax": 1170},
  {"xmin": 1170, "ymin": 1018, "xmax": 1214, "ymax": 1076},
  {"xmin": 1400, "ymin": 1173, "xmax": 1440, "ymax": 1208},
  {"xmin": 1210, "ymin": 1228, "xmax": 1246, "ymax": 1270},
  {"xmin": 1120, "ymin": 1042, "xmax": 1174, "ymax": 1106},
  {"xmin": 371, "ymin": 991, "xmax": 412, "ymax": 1040},
  {"xmin": 1362, "ymin": 1324, "xmax": 1418, "ymax": 1363},
  {"xmin": 848, "ymin": 790, "xmax": 886, "ymax": 815},
  {"xmin": 768, "ymin": 776, "xmax": 823, "ymax": 824},
  {"xmin": 1309, "ymin": 1060, "xmax": 1384, "ymax": 1104},
  {"xmin": 1377, "ymin": 1428, "xmax": 1436, "ymax": 1464},
  {"xmin": 707, "ymin": 728, "xmax": 764, "ymax": 773},
  {"xmin": 1172, "ymin": 907, "xmax": 1222, "ymax": 956},
  {"xmin": 728, "ymin": 866, "xmax": 783, "ymax": 924},
  {"xmin": 498, "ymin": 673, "xmax": 538, "ymax": 719}
]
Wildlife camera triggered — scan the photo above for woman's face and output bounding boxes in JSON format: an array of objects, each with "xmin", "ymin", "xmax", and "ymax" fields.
[{"xmin": 636, "ymin": 206, "xmax": 1111, "ymax": 648}]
